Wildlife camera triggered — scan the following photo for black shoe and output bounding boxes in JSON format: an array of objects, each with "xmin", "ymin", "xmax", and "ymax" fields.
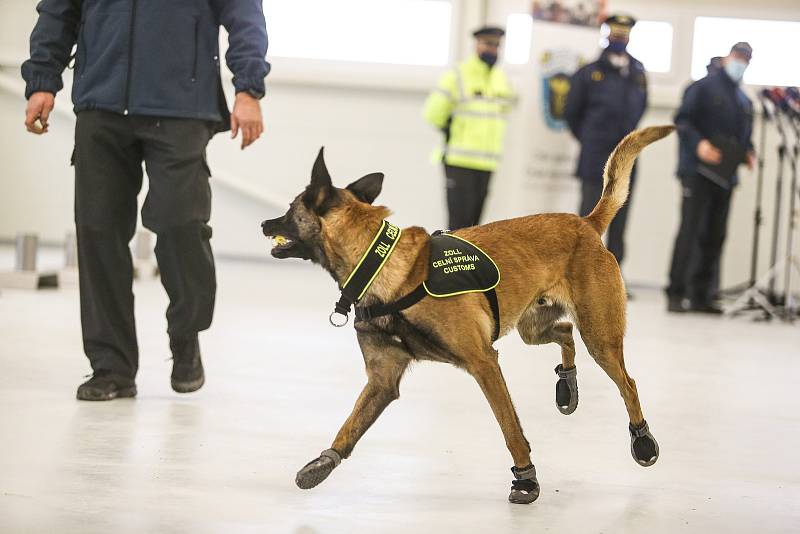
[
  {"xmin": 76, "ymin": 370, "xmax": 137, "ymax": 401},
  {"xmin": 688, "ymin": 301, "xmax": 724, "ymax": 315},
  {"xmin": 170, "ymin": 336, "xmax": 205, "ymax": 393},
  {"xmin": 667, "ymin": 296, "xmax": 687, "ymax": 313}
]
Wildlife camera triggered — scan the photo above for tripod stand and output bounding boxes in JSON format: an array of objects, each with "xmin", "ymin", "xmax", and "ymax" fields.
[
  {"xmin": 727, "ymin": 100, "xmax": 780, "ymax": 318},
  {"xmin": 730, "ymin": 109, "xmax": 800, "ymax": 321}
]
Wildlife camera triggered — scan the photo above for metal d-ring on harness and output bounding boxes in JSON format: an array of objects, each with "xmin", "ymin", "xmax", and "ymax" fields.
[{"xmin": 329, "ymin": 226, "xmax": 501, "ymax": 342}]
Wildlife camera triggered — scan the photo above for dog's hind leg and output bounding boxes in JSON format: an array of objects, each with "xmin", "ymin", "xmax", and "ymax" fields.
[
  {"xmin": 295, "ymin": 330, "xmax": 411, "ymax": 490},
  {"xmin": 466, "ymin": 350, "xmax": 539, "ymax": 505},
  {"xmin": 517, "ymin": 307, "xmax": 578, "ymax": 415},
  {"xmin": 570, "ymin": 246, "xmax": 659, "ymax": 467}
]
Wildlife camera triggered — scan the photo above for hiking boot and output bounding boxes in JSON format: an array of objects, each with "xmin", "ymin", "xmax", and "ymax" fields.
[
  {"xmin": 170, "ymin": 336, "xmax": 205, "ymax": 393},
  {"xmin": 76, "ymin": 370, "xmax": 137, "ymax": 401}
]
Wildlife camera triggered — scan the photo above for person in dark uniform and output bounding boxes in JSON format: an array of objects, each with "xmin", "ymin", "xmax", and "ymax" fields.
[
  {"xmin": 564, "ymin": 14, "xmax": 648, "ymax": 268},
  {"xmin": 666, "ymin": 43, "xmax": 755, "ymax": 314},
  {"xmin": 22, "ymin": 0, "xmax": 270, "ymax": 399}
]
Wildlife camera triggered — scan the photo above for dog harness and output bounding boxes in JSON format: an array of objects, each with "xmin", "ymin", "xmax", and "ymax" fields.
[{"xmin": 330, "ymin": 223, "xmax": 502, "ymax": 341}]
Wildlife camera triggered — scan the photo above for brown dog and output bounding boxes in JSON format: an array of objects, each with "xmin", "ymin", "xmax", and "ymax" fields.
[{"xmin": 261, "ymin": 125, "xmax": 675, "ymax": 504}]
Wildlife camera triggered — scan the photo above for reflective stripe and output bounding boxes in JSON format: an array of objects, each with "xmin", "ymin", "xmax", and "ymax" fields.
[
  {"xmin": 451, "ymin": 110, "xmax": 502, "ymax": 119},
  {"xmin": 458, "ymin": 96, "xmax": 514, "ymax": 105},
  {"xmin": 444, "ymin": 147, "xmax": 501, "ymax": 161}
]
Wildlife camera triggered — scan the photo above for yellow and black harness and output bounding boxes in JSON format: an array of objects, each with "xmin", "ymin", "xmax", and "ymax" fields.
[{"xmin": 330, "ymin": 221, "xmax": 501, "ymax": 341}]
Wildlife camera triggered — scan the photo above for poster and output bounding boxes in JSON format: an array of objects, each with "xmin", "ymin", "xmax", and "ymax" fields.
[{"xmin": 531, "ymin": 0, "xmax": 606, "ymax": 27}]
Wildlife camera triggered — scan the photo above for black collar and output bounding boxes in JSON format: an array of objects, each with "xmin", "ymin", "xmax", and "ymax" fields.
[{"xmin": 329, "ymin": 220, "xmax": 401, "ymax": 327}]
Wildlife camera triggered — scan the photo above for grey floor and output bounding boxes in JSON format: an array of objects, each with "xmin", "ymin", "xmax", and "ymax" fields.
[{"xmin": 1, "ymin": 254, "xmax": 799, "ymax": 533}]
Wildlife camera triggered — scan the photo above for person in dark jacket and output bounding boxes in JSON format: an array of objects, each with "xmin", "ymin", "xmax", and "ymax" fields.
[
  {"xmin": 564, "ymin": 14, "xmax": 647, "ymax": 270},
  {"xmin": 666, "ymin": 42, "xmax": 755, "ymax": 314},
  {"xmin": 21, "ymin": 0, "xmax": 270, "ymax": 400}
]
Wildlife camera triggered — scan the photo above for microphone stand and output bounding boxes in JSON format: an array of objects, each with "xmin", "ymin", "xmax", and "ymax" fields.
[
  {"xmin": 767, "ymin": 110, "xmax": 789, "ymax": 302},
  {"xmin": 780, "ymin": 114, "xmax": 800, "ymax": 320},
  {"xmin": 727, "ymin": 98, "xmax": 779, "ymax": 318}
]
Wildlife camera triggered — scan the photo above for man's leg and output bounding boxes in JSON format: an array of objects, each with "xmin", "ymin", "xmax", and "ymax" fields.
[
  {"xmin": 445, "ymin": 164, "xmax": 477, "ymax": 230},
  {"xmin": 690, "ymin": 184, "xmax": 733, "ymax": 309},
  {"xmin": 578, "ymin": 178, "xmax": 603, "ymax": 217},
  {"xmin": 138, "ymin": 117, "xmax": 215, "ymax": 392},
  {"xmin": 667, "ymin": 175, "xmax": 712, "ymax": 308},
  {"xmin": 74, "ymin": 111, "xmax": 143, "ymax": 385},
  {"xmin": 606, "ymin": 172, "xmax": 637, "ymax": 266},
  {"xmin": 472, "ymin": 170, "xmax": 492, "ymax": 226}
]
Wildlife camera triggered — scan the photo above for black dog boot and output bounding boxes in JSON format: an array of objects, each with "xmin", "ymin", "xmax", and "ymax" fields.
[
  {"xmin": 554, "ymin": 364, "xmax": 578, "ymax": 415},
  {"xmin": 509, "ymin": 464, "xmax": 540, "ymax": 504},
  {"xmin": 170, "ymin": 336, "xmax": 205, "ymax": 393},
  {"xmin": 296, "ymin": 449, "xmax": 342, "ymax": 489},
  {"xmin": 76, "ymin": 370, "xmax": 137, "ymax": 401},
  {"xmin": 629, "ymin": 420, "xmax": 659, "ymax": 467}
]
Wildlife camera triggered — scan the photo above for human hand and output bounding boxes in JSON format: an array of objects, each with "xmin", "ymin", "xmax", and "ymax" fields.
[
  {"xmin": 746, "ymin": 150, "xmax": 755, "ymax": 170},
  {"xmin": 231, "ymin": 92, "xmax": 263, "ymax": 150},
  {"xmin": 697, "ymin": 139, "xmax": 722, "ymax": 164},
  {"xmin": 25, "ymin": 92, "xmax": 55, "ymax": 135}
]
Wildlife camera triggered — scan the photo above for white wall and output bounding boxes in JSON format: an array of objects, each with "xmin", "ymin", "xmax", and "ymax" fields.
[{"xmin": 1, "ymin": 0, "xmax": 799, "ymax": 290}]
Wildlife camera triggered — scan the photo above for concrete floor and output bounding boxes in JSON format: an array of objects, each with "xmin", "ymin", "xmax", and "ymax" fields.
[{"xmin": 1, "ymin": 255, "xmax": 799, "ymax": 533}]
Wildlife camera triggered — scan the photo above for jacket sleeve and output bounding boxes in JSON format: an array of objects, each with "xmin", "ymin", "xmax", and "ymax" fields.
[
  {"xmin": 213, "ymin": 0, "xmax": 270, "ymax": 96},
  {"xmin": 674, "ymin": 82, "xmax": 704, "ymax": 155},
  {"xmin": 20, "ymin": 0, "xmax": 81, "ymax": 99},
  {"xmin": 423, "ymin": 70, "xmax": 457, "ymax": 130},
  {"xmin": 564, "ymin": 68, "xmax": 586, "ymax": 139}
]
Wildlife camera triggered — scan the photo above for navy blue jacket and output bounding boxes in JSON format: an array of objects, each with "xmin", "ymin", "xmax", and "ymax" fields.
[
  {"xmin": 564, "ymin": 50, "xmax": 648, "ymax": 183},
  {"xmin": 674, "ymin": 69, "xmax": 753, "ymax": 185},
  {"xmin": 21, "ymin": 0, "xmax": 269, "ymax": 130}
]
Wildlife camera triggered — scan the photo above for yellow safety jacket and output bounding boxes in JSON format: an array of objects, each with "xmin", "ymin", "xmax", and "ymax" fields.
[{"xmin": 424, "ymin": 55, "xmax": 514, "ymax": 172}]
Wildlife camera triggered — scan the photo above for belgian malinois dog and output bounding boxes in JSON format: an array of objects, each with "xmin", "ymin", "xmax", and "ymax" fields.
[{"xmin": 261, "ymin": 125, "xmax": 674, "ymax": 504}]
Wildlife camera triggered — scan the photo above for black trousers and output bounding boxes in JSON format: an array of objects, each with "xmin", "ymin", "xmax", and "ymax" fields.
[
  {"xmin": 445, "ymin": 164, "xmax": 492, "ymax": 230},
  {"xmin": 578, "ymin": 173, "xmax": 637, "ymax": 266},
  {"xmin": 667, "ymin": 174, "xmax": 733, "ymax": 304},
  {"xmin": 74, "ymin": 111, "xmax": 216, "ymax": 378}
]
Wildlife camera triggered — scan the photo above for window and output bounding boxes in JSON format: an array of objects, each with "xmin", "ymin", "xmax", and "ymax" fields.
[
  {"xmin": 262, "ymin": 0, "xmax": 452, "ymax": 66},
  {"xmin": 503, "ymin": 15, "xmax": 672, "ymax": 72},
  {"xmin": 691, "ymin": 17, "xmax": 800, "ymax": 86},
  {"xmin": 627, "ymin": 21, "xmax": 673, "ymax": 74},
  {"xmin": 505, "ymin": 13, "xmax": 533, "ymax": 65}
]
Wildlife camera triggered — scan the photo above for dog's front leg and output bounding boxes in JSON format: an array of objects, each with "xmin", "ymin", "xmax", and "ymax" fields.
[
  {"xmin": 295, "ymin": 331, "xmax": 411, "ymax": 490},
  {"xmin": 468, "ymin": 353, "xmax": 540, "ymax": 504}
]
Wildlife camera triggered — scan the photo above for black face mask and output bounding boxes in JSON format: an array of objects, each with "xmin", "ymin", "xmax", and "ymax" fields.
[{"xmin": 479, "ymin": 51, "xmax": 498, "ymax": 67}]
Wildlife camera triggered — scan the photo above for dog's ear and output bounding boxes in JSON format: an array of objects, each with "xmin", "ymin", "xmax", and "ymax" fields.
[
  {"xmin": 304, "ymin": 147, "xmax": 336, "ymax": 213},
  {"xmin": 346, "ymin": 172, "xmax": 384, "ymax": 204}
]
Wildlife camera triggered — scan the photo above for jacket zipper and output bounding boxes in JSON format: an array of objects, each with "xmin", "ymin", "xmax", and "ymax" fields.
[
  {"xmin": 191, "ymin": 19, "xmax": 199, "ymax": 82},
  {"xmin": 123, "ymin": 0, "xmax": 139, "ymax": 115}
]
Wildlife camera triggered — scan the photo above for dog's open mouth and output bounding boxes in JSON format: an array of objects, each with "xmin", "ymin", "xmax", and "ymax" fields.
[{"xmin": 265, "ymin": 234, "xmax": 299, "ymax": 258}]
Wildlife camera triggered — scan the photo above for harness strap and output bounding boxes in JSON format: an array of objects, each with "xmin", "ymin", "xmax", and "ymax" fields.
[
  {"xmin": 354, "ymin": 284, "xmax": 501, "ymax": 342},
  {"xmin": 355, "ymin": 285, "xmax": 427, "ymax": 322},
  {"xmin": 485, "ymin": 288, "xmax": 501, "ymax": 341}
]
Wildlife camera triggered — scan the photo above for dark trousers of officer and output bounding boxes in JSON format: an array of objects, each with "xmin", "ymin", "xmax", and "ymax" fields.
[
  {"xmin": 667, "ymin": 174, "xmax": 732, "ymax": 304},
  {"xmin": 578, "ymin": 173, "xmax": 637, "ymax": 265},
  {"xmin": 74, "ymin": 110, "xmax": 216, "ymax": 379},
  {"xmin": 445, "ymin": 164, "xmax": 491, "ymax": 230}
]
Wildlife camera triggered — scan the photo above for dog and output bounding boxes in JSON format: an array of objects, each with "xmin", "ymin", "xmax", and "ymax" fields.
[{"xmin": 261, "ymin": 125, "xmax": 674, "ymax": 504}]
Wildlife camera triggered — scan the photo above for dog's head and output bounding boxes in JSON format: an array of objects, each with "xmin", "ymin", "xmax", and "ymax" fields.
[{"xmin": 261, "ymin": 147, "xmax": 386, "ymax": 266}]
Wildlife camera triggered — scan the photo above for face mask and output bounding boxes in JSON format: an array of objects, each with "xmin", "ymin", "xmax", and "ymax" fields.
[
  {"xmin": 724, "ymin": 59, "xmax": 748, "ymax": 83},
  {"xmin": 479, "ymin": 52, "xmax": 498, "ymax": 67},
  {"xmin": 606, "ymin": 40, "xmax": 627, "ymax": 54}
]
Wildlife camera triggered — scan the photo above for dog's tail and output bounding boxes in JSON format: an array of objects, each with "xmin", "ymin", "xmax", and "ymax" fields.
[{"xmin": 584, "ymin": 125, "xmax": 675, "ymax": 235}]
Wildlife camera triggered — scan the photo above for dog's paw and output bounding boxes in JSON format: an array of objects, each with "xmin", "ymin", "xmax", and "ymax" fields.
[
  {"xmin": 295, "ymin": 449, "xmax": 341, "ymax": 489},
  {"xmin": 554, "ymin": 364, "xmax": 578, "ymax": 415},
  {"xmin": 509, "ymin": 464, "xmax": 540, "ymax": 504},
  {"xmin": 629, "ymin": 421, "xmax": 659, "ymax": 467}
]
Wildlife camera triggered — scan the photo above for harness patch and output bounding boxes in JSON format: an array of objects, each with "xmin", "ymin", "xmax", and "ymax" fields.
[{"xmin": 423, "ymin": 234, "xmax": 500, "ymax": 297}]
